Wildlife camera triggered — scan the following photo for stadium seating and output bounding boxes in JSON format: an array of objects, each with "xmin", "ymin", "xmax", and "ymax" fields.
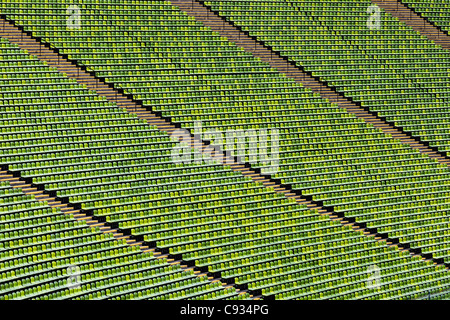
[
  {"xmin": 0, "ymin": 179, "xmax": 244, "ymax": 300},
  {"xmin": 198, "ymin": 0, "xmax": 450, "ymax": 154},
  {"xmin": 3, "ymin": 0, "xmax": 450, "ymax": 300},
  {"xmin": 401, "ymin": 0, "xmax": 450, "ymax": 33},
  {"xmin": 1, "ymin": 35, "xmax": 450, "ymax": 300},
  {"xmin": 4, "ymin": 0, "xmax": 450, "ymax": 264}
]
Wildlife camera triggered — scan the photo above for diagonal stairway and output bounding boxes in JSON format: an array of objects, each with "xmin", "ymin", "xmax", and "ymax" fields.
[{"xmin": 373, "ymin": 0, "xmax": 450, "ymax": 48}]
